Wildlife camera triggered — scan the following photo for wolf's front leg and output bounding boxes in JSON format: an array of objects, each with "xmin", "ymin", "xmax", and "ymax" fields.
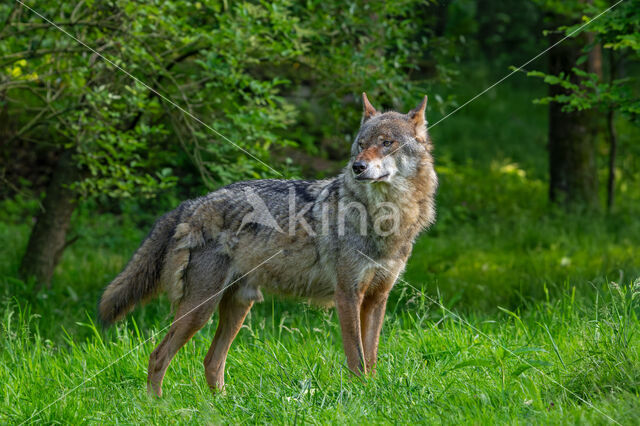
[
  {"xmin": 360, "ymin": 289, "xmax": 390, "ymax": 371},
  {"xmin": 335, "ymin": 285, "xmax": 366, "ymax": 374}
]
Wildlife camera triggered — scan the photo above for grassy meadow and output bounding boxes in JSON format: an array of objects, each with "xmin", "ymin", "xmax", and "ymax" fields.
[{"xmin": 2, "ymin": 75, "xmax": 640, "ymax": 424}]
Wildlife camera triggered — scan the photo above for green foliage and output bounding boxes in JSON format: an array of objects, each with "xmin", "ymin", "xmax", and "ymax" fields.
[
  {"xmin": 70, "ymin": 84, "xmax": 178, "ymax": 198},
  {"xmin": 450, "ymin": 0, "xmax": 545, "ymax": 65},
  {"xmin": 528, "ymin": 0, "xmax": 640, "ymax": 124},
  {"xmin": 1, "ymin": 0, "xmax": 449, "ymax": 196}
]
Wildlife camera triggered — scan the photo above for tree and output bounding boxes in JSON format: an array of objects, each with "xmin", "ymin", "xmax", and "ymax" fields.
[
  {"xmin": 529, "ymin": 0, "xmax": 640, "ymax": 209},
  {"xmin": 546, "ymin": 13, "xmax": 599, "ymax": 208},
  {"xmin": 1, "ymin": 0, "xmax": 452, "ymax": 289}
]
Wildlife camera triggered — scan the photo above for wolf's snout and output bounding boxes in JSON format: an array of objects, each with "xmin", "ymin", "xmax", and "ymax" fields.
[{"xmin": 352, "ymin": 161, "xmax": 367, "ymax": 175}]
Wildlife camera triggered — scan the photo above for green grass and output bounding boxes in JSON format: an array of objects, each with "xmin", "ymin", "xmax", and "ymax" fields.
[
  {"xmin": 2, "ymin": 75, "xmax": 640, "ymax": 424},
  {"xmin": 2, "ymin": 273, "xmax": 639, "ymax": 423}
]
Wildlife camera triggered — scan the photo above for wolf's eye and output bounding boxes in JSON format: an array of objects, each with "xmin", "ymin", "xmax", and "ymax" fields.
[{"xmin": 382, "ymin": 140, "xmax": 393, "ymax": 147}]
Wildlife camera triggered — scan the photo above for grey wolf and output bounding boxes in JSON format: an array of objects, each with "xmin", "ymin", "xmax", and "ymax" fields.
[{"xmin": 98, "ymin": 93, "xmax": 438, "ymax": 396}]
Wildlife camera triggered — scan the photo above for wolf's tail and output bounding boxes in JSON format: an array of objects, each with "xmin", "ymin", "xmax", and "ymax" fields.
[{"xmin": 98, "ymin": 207, "xmax": 182, "ymax": 327}]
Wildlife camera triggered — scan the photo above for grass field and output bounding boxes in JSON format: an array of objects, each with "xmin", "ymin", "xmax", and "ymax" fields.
[{"xmin": 1, "ymin": 75, "xmax": 640, "ymax": 424}]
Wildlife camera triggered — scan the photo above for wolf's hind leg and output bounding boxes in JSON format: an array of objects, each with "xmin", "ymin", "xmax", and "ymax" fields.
[
  {"xmin": 147, "ymin": 249, "xmax": 230, "ymax": 397},
  {"xmin": 147, "ymin": 274, "xmax": 222, "ymax": 396},
  {"xmin": 146, "ymin": 296, "xmax": 217, "ymax": 397},
  {"xmin": 204, "ymin": 286, "xmax": 254, "ymax": 392}
]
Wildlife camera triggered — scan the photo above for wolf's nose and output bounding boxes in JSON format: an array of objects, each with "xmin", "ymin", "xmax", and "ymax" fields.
[{"xmin": 352, "ymin": 161, "xmax": 367, "ymax": 175}]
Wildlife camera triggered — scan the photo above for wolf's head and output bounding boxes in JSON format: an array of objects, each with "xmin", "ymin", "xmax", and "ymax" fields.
[{"xmin": 349, "ymin": 93, "xmax": 431, "ymax": 186}]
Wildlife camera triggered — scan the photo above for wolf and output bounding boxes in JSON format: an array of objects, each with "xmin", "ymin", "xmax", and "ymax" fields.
[{"xmin": 98, "ymin": 93, "xmax": 438, "ymax": 396}]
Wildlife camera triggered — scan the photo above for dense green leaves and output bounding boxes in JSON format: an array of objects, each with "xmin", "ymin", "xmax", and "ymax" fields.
[
  {"xmin": 1, "ymin": 0, "xmax": 447, "ymax": 196},
  {"xmin": 529, "ymin": 0, "xmax": 640, "ymax": 124}
]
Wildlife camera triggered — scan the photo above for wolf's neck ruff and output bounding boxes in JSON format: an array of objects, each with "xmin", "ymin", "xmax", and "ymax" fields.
[{"xmin": 342, "ymin": 155, "xmax": 437, "ymax": 243}]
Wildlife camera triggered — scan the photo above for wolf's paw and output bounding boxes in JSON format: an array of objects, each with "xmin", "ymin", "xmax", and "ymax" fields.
[{"xmin": 147, "ymin": 382, "xmax": 163, "ymax": 399}]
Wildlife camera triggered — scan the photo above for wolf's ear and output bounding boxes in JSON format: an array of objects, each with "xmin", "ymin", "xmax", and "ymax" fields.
[
  {"xmin": 408, "ymin": 95, "xmax": 428, "ymax": 142},
  {"xmin": 361, "ymin": 92, "xmax": 378, "ymax": 124}
]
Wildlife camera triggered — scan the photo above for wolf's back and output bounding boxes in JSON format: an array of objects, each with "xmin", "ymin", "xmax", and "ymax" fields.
[{"xmin": 98, "ymin": 207, "xmax": 183, "ymax": 326}]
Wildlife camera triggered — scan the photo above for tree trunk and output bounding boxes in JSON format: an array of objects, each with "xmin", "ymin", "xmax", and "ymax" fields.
[
  {"xmin": 19, "ymin": 150, "xmax": 78, "ymax": 289},
  {"xmin": 433, "ymin": 0, "xmax": 449, "ymax": 38},
  {"xmin": 547, "ymin": 20, "xmax": 599, "ymax": 209},
  {"xmin": 606, "ymin": 50, "xmax": 617, "ymax": 212},
  {"xmin": 606, "ymin": 108, "xmax": 616, "ymax": 211},
  {"xmin": 587, "ymin": 33, "xmax": 603, "ymax": 79}
]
